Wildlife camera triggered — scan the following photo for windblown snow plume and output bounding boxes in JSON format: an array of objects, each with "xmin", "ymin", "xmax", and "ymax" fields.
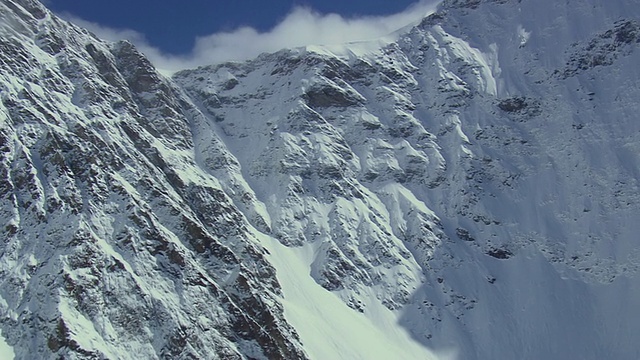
[{"xmin": 60, "ymin": 1, "xmax": 440, "ymax": 72}]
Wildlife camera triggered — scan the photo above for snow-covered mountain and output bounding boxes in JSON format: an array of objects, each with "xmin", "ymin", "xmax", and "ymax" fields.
[{"xmin": 1, "ymin": 0, "xmax": 640, "ymax": 359}]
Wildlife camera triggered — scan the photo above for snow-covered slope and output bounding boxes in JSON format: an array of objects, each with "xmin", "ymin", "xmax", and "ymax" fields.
[
  {"xmin": 0, "ymin": 0, "xmax": 306, "ymax": 358},
  {"xmin": 2, "ymin": 0, "xmax": 640, "ymax": 359}
]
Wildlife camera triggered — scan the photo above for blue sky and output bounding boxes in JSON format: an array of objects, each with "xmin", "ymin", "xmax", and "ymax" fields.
[
  {"xmin": 47, "ymin": 0, "xmax": 440, "ymax": 72},
  {"xmin": 47, "ymin": 0, "xmax": 423, "ymax": 54}
]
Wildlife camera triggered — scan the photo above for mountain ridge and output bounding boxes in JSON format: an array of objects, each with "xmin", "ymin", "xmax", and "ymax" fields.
[{"xmin": 1, "ymin": 0, "xmax": 640, "ymax": 359}]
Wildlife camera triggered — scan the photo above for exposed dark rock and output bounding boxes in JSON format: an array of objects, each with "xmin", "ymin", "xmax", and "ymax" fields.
[
  {"xmin": 456, "ymin": 227, "xmax": 475, "ymax": 241},
  {"xmin": 497, "ymin": 96, "xmax": 542, "ymax": 118},
  {"xmin": 561, "ymin": 20, "xmax": 639, "ymax": 78},
  {"xmin": 487, "ymin": 247, "xmax": 514, "ymax": 259},
  {"xmin": 303, "ymin": 84, "xmax": 364, "ymax": 108}
]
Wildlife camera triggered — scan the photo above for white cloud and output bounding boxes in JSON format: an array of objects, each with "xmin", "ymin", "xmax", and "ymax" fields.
[
  {"xmin": 60, "ymin": 13, "xmax": 188, "ymax": 73},
  {"xmin": 60, "ymin": 1, "xmax": 440, "ymax": 74}
]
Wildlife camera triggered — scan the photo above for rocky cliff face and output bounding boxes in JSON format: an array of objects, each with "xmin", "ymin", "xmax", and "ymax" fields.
[
  {"xmin": 2, "ymin": 0, "xmax": 640, "ymax": 359},
  {"xmin": 0, "ymin": 0, "xmax": 306, "ymax": 358}
]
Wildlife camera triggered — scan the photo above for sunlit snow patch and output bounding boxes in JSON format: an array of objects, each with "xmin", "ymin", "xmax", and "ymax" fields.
[
  {"xmin": 0, "ymin": 328, "xmax": 14, "ymax": 360},
  {"xmin": 260, "ymin": 234, "xmax": 443, "ymax": 360},
  {"xmin": 517, "ymin": 25, "xmax": 531, "ymax": 47}
]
